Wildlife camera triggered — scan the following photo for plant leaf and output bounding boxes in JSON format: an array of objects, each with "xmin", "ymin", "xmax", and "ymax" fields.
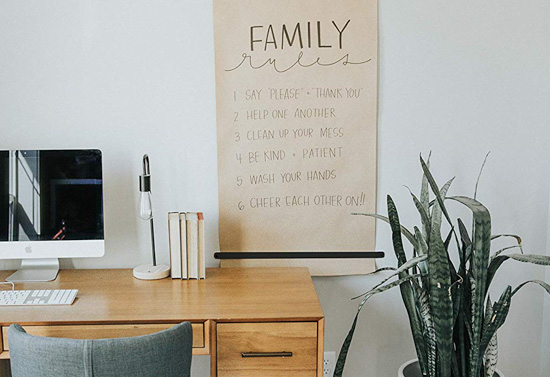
[
  {"xmin": 420, "ymin": 155, "xmax": 454, "ymax": 227},
  {"xmin": 492, "ymin": 245, "xmax": 522, "ymax": 259},
  {"xmin": 455, "ymin": 305, "xmax": 469, "ymax": 377},
  {"xmin": 387, "ymin": 196, "xmax": 429, "ymax": 376},
  {"xmin": 359, "ymin": 273, "xmax": 423, "ymax": 303},
  {"xmin": 388, "ymin": 196, "xmax": 408, "ymax": 266},
  {"xmin": 449, "ymin": 196, "xmax": 492, "ymax": 377},
  {"xmin": 502, "ymin": 253, "xmax": 550, "ymax": 265},
  {"xmin": 414, "ymin": 226, "xmax": 429, "ymax": 275},
  {"xmin": 457, "ymin": 218, "xmax": 472, "ymax": 276},
  {"xmin": 334, "ymin": 274, "xmax": 422, "ymax": 377},
  {"xmin": 427, "ymin": 187, "xmax": 454, "ymax": 377},
  {"xmin": 487, "ymin": 254, "xmax": 550, "ymax": 288},
  {"xmin": 512, "ymin": 280, "xmax": 550, "ymax": 297},
  {"xmin": 418, "ymin": 289, "xmax": 437, "ymax": 377},
  {"xmin": 362, "ymin": 267, "xmax": 398, "ymax": 277},
  {"xmin": 352, "ymin": 213, "xmax": 418, "ymax": 249},
  {"xmin": 334, "ymin": 314, "xmax": 359, "ymax": 377},
  {"xmin": 490, "ymin": 234, "xmax": 523, "ymax": 260},
  {"xmin": 474, "ymin": 152, "xmax": 490, "ymax": 200},
  {"xmin": 420, "ymin": 152, "xmax": 432, "ymax": 239},
  {"xmin": 491, "ymin": 234, "xmax": 522, "ymax": 245},
  {"xmin": 407, "ymin": 186, "xmax": 431, "ymax": 239},
  {"xmin": 478, "ymin": 287, "xmax": 512, "ymax": 367},
  {"xmin": 458, "ymin": 218, "xmax": 472, "ymax": 248},
  {"xmin": 483, "ymin": 297, "xmax": 498, "ymax": 377},
  {"xmin": 352, "ymin": 254, "xmax": 428, "ymax": 300}
]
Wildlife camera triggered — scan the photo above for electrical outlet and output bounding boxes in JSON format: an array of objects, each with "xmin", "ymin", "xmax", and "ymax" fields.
[{"xmin": 324, "ymin": 351, "xmax": 336, "ymax": 377}]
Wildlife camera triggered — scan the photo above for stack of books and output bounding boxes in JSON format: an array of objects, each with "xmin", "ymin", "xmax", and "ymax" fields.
[{"xmin": 168, "ymin": 212, "xmax": 206, "ymax": 279}]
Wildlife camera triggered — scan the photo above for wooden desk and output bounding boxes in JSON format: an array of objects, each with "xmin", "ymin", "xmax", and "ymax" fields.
[{"xmin": 0, "ymin": 268, "xmax": 324, "ymax": 377}]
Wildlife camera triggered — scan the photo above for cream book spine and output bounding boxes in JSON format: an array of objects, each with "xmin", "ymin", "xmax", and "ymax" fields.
[
  {"xmin": 168, "ymin": 212, "xmax": 181, "ymax": 279},
  {"xmin": 198, "ymin": 212, "xmax": 206, "ymax": 279},
  {"xmin": 179, "ymin": 212, "xmax": 188, "ymax": 279},
  {"xmin": 186, "ymin": 212, "xmax": 199, "ymax": 279}
]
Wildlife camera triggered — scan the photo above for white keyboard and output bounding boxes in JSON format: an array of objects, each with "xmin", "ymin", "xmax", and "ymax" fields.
[{"xmin": 0, "ymin": 289, "xmax": 78, "ymax": 306}]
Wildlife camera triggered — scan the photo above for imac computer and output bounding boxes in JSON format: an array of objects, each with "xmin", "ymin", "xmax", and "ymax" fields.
[{"xmin": 0, "ymin": 149, "xmax": 105, "ymax": 282}]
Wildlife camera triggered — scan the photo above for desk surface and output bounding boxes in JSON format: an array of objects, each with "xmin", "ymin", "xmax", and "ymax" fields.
[{"xmin": 0, "ymin": 267, "xmax": 324, "ymax": 325}]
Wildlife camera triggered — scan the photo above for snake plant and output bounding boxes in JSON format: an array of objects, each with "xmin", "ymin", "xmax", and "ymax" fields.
[{"xmin": 335, "ymin": 155, "xmax": 550, "ymax": 377}]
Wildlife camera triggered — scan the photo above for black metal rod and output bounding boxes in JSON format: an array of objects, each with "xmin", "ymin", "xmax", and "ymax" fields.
[
  {"xmin": 143, "ymin": 154, "xmax": 150, "ymax": 175},
  {"xmin": 150, "ymin": 218, "xmax": 156, "ymax": 266},
  {"xmin": 214, "ymin": 251, "xmax": 384, "ymax": 259}
]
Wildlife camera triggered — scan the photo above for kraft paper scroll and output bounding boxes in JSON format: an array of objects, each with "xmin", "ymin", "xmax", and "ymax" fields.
[{"xmin": 214, "ymin": 0, "xmax": 378, "ymax": 276}]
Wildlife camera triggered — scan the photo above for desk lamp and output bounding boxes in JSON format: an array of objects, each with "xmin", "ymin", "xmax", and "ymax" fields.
[{"xmin": 133, "ymin": 155, "xmax": 170, "ymax": 280}]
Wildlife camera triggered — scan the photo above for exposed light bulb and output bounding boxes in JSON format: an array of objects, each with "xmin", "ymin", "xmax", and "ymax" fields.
[{"xmin": 139, "ymin": 190, "xmax": 153, "ymax": 220}]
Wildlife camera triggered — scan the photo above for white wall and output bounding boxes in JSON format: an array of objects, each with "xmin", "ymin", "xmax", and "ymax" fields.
[{"xmin": 1, "ymin": 1, "xmax": 550, "ymax": 376}]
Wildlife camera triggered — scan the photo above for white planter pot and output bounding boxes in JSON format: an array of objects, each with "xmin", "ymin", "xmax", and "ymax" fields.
[{"xmin": 398, "ymin": 359, "xmax": 505, "ymax": 377}]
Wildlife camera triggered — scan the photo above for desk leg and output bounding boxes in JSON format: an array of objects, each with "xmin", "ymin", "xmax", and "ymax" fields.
[
  {"xmin": 317, "ymin": 318, "xmax": 325, "ymax": 377},
  {"xmin": 210, "ymin": 321, "xmax": 217, "ymax": 377}
]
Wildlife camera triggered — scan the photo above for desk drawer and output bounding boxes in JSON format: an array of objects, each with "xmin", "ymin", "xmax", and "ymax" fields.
[
  {"xmin": 217, "ymin": 322, "xmax": 318, "ymax": 377},
  {"xmin": 2, "ymin": 323, "xmax": 204, "ymax": 351}
]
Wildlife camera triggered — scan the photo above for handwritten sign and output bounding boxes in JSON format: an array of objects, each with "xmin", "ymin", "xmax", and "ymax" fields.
[{"xmin": 214, "ymin": 0, "xmax": 378, "ymax": 276}]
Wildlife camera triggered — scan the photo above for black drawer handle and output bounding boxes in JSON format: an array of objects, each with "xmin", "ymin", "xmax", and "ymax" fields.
[{"xmin": 241, "ymin": 352, "xmax": 293, "ymax": 358}]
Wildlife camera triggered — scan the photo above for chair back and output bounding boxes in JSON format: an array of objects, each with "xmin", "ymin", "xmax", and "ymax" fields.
[{"xmin": 8, "ymin": 322, "xmax": 193, "ymax": 377}]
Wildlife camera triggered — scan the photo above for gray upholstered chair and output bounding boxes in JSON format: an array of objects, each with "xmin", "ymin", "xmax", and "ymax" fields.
[{"xmin": 8, "ymin": 322, "xmax": 193, "ymax": 377}]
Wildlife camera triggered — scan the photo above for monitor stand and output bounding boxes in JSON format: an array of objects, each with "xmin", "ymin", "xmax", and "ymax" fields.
[{"xmin": 6, "ymin": 258, "xmax": 60, "ymax": 282}]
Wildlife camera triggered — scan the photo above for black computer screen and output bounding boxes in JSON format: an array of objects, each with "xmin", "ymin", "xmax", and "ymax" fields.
[{"xmin": 0, "ymin": 150, "xmax": 104, "ymax": 241}]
